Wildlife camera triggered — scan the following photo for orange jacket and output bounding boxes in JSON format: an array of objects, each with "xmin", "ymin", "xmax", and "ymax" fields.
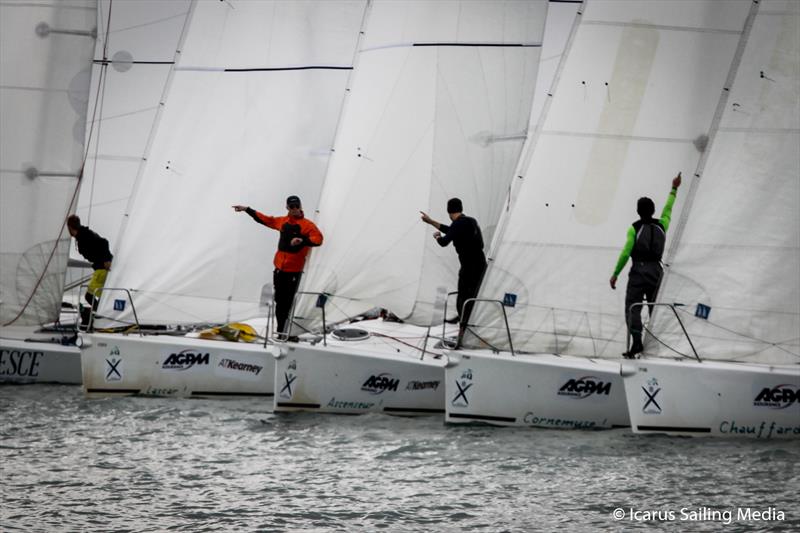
[{"xmin": 246, "ymin": 208, "xmax": 323, "ymax": 272}]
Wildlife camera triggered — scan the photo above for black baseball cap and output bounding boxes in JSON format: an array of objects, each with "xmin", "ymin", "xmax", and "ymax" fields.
[{"xmin": 286, "ymin": 195, "xmax": 301, "ymax": 207}]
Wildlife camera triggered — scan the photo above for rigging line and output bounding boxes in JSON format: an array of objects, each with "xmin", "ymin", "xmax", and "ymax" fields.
[
  {"xmin": 642, "ymin": 325, "xmax": 693, "ymax": 359},
  {"xmin": 97, "ymin": 11, "xmax": 189, "ymax": 36},
  {"xmin": 371, "ymin": 332, "xmax": 425, "ymax": 354},
  {"xmin": 3, "ymin": 2, "xmax": 111, "ymax": 327},
  {"xmin": 674, "ymin": 307, "xmax": 800, "ymax": 357}
]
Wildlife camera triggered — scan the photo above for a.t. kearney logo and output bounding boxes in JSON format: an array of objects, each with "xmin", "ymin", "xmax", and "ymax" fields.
[
  {"xmin": 162, "ymin": 350, "xmax": 210, "ymax": 371},
  {"xmin": 558, "ymin": 376, "xmax": 611, "ymax": 399},
  {"xmin": 754, "ymin": 385, "xmax": 798, "ymax": 409},
  {"xmin": 218, "ymin": 358, "xmax": 263, "ymax": 376},
  {"xmin": 361, "ymin": 373, "xmax": 399, "ymax": 395},
  {"xmin": 406, "ymin": 380, "xmax": 440, "ymax": 392}
]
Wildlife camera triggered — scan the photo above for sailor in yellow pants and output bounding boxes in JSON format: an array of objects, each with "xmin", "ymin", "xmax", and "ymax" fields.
[{"xmin": 67, "ymin": 215, "xmax": 113, "ymax": 329}]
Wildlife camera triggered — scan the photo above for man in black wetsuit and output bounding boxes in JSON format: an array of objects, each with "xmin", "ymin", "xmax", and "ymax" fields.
[{"xmin": 420, "ymin": 198, "xmax": 487, "ymax": 334}]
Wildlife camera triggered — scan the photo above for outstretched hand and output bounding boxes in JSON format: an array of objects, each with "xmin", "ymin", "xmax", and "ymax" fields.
[
  {"xmin": 420, "ymin": 211, "xmax": 434, "ymax": 225},
  {"xmin": 609, "ymin": 275, "xmax": 617, "ymax": 290},
  {"xmin": 232, "ymin": 205, "xmax": 247, "ymax": 212},
  {"xmin": 672, "ymin": 172, "xmax": 682, "ymax": 190}
]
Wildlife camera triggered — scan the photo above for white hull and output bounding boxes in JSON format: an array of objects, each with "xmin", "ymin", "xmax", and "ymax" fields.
[
  {"xmin": 273, "ymin": 320, "xmax": 449, "ymax": 415},
  {"xmin": 444, "ymin": 350, "xmax": 630, "ymax": 429},
  {"xmin": 621, "ymin": 358, "xmax": 800, "ymax": 439},
  {"xmin": 80, "ymin": 333, "xmax": 274, "ymax": 399},
  {"xmin": 0, "ymin": 334, "xmax": 81, "ymax": 384}
]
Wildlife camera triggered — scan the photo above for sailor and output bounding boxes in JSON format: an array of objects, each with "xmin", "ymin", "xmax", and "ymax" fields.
[
  {"xmin": 610, "ymin": 173, "xmax": 682, "ymax": 358},
  {"xmin": 66, "ymin": 215, "xmax": 113, "ymax": 329},
  {"xmin": 420, "ymin": 198, "xmax": 487, "ymax": 335},
  {"xmin": 233, "ymin": 196, "xmax": 323, "ymax": 340}
]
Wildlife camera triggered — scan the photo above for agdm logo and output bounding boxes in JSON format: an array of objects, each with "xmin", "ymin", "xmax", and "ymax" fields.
[
  {"xmin": 361, "ymin": 373, "xmax": 399, "ymax": 395},
  {"xmin": 162, "ymin": 350, "xmax": 210, "ymax": 371},
  {"xmin": 753, "ymin": 384, "xmax": 798, "ymax": 409},
  {"xmin": 558, "ymin": 376, "xmax": 612, "ymax": 399}
]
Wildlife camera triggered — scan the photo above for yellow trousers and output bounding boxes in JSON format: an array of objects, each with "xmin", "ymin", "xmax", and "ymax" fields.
[{"xmin": 87, "ymin": 269, "xmax": 108, "ymax": 298}]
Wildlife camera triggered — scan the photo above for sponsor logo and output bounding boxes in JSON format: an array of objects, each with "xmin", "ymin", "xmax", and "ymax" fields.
[
  {"xmin": 558, "ymin": 376, "xmax": 611, "ymax": 399},
  {"xmin": 361, "ymin": 373, "xmax": 399, "ymax": 395},
  {"xmin": 218, "ymin": 358, "xmax": 263, "ymax": 376},
  {"xmin": 162, "ymin": 350, "xmax": 210, "ymax": 371},
  {"xmin": 0, "ymin": 349, "xmax": 43, "ymax": 378},
  {"xmin": 642, "ymin": 377, "xmax": 662, "ymax": 414},
  {"xmin": 406, "ymin": 380, "xmax": 440, "ymax": 392},
  {"xmin": 452, "ymin": 368, "xmax": 473, "ymax": 408},
  {"xmin": 753, "ymin": 385, "xmax": 798, "ymax": 409},
  {"xmin": 105, "ymin": 356, "xmax": 122, "ymax": 382}
]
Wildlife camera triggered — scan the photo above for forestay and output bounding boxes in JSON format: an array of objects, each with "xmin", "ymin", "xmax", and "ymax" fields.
[
  {"xmin": 294, "ymin": 0, "xmax": 548, "ymax": 329},
  {"xmin": 95, "ymin": 0, "xmax": 366, "ymax": 326},
  {"xmin": 649, "ymin": 0, "xmax": 800, "ymax": 365},
  {"xmin": 0, "ymin": 0, "xmax": 96, "ymax": 326},
  {"xmin": 464, "ymin": 0, "xmax": 754, "ymax": 356}
]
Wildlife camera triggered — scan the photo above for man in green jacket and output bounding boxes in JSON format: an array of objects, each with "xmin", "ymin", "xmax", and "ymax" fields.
[{"xmin": 610, "ymin": 173, "xmax": 681, "ymax": 358}]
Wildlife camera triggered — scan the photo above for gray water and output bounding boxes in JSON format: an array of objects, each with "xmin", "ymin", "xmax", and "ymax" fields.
[{"xmin": 1, "ymin": 385, "xmax": 797, "ymax": 532}]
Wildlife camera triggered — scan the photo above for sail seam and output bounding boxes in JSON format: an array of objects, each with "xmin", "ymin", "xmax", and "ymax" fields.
[
  {"xmin": 362, "ymin": 42, "xmax": 542, "ymax": 53},
  {"xmin": 541, "ymin": 131, "xmax": 702, "ymax": 143},
  {"xmin": 581, "ymin": 20, "xmax": 742, "ymax": 35}
]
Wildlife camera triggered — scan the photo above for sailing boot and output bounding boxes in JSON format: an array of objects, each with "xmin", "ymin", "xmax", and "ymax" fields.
[{"xmin": 623, "ymin": 333, "xmax": 644, "ymax": 359}]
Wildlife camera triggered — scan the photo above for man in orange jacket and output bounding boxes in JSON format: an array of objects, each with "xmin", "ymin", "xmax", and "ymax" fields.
[{"xmin": 233, "ymin": 195, "xmax": 323, "ymax": 338}]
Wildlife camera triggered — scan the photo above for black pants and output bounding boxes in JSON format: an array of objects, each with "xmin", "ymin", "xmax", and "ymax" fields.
[
  {"xmin": 457, "ymin": 262, "xmax": 487, "ymax": 327},
  {"xmin": 625, "ymin": 261, "xmax": 663, "ymax": 337},
  {"xmin": 274, "ymin": 269, "xmax": 302, "ymax": 335}
]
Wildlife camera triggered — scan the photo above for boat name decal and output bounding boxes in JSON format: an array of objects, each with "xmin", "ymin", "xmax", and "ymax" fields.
[
  {"xmin": 719, "ymin": 420, "xmax": 800, "ymax": 438},
  {"xmin": 327, "ymin": 397, "xmax": 375, "ymax": 410},
  {"xmin": 0, "ymin": 349, "xmax": 43, "ymax": 377}
]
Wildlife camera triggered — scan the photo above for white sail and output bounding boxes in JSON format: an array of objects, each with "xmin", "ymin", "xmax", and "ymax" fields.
[
  {"xmin": 94, "ymin": 0, "xmax": 367, "ymax": 326},
  {"xmin": 75, "ymin": 0, "xmax": 191, "ymax": 251},
  {"xmin": 294, "ymin": 0, "xmax": 548, "ymax": 329},
  {"xmin": 0, "ymin": 0, "xmax": 97, "ymax": 326},
  {"xmin": 465, "ymin": 0, "xmax": 754, "ymax": 356},
  {"xmin": 648, "ymin": 0, "xmax": 800, "ymax": 365}
]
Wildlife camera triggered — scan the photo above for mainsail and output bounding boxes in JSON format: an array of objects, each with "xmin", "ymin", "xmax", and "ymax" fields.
[
  {"xmin": 94, "ymin": 0, "xmax": 367, "ymax": 326},
  {"xmin": 465, "ymin": 0, "xmax": 755, "ymax": 356},
  {"xmin": 294, "ymin": 0, "xmax": 548, "ymax": 329},
  {"xmin": 649, "ymin": 0, "xmax": 800, "ymax": 365},
  {"xmin": 0, "ymin": 0, "xmax": 97, "ymax": 326}
]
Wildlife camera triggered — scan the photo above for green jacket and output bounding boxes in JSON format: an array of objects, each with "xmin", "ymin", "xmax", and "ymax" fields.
[{"xmin": 612, "ymin": 188, "xmax": 677, "ymax": 277}]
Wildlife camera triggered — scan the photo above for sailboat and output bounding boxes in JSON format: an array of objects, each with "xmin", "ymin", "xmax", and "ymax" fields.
[
  {"xmin": 0, "ymin": 0, "xmax": 97, "ymax": 384},
  {"xmin": 444, "ymin": 0, "xmax": 761, "ymax": 429},
  {"xmin": 273, "ymin": 0, "xmax": 549, "ymax": 415},
  {"xmin": 621, "ymin": 0, "xmax": 799, "ymax": 438},
  {"xmin": 78, "ymin": 0, "xmax": 367, "ymax": 397}
]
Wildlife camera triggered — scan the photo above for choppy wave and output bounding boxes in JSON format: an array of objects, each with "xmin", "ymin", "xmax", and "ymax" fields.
[{"xmin": 1, "ymin": 386, "xmax": 798, "ymax": 532}]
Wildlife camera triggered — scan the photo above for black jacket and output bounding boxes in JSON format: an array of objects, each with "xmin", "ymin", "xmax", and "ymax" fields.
[
  {"xmin": 75, "ymin": 226, "xmax": 113, "ymax": 270},
  {"xmin": 437, "ymin": 215, "xmax": 486, "ymax": 270}
]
